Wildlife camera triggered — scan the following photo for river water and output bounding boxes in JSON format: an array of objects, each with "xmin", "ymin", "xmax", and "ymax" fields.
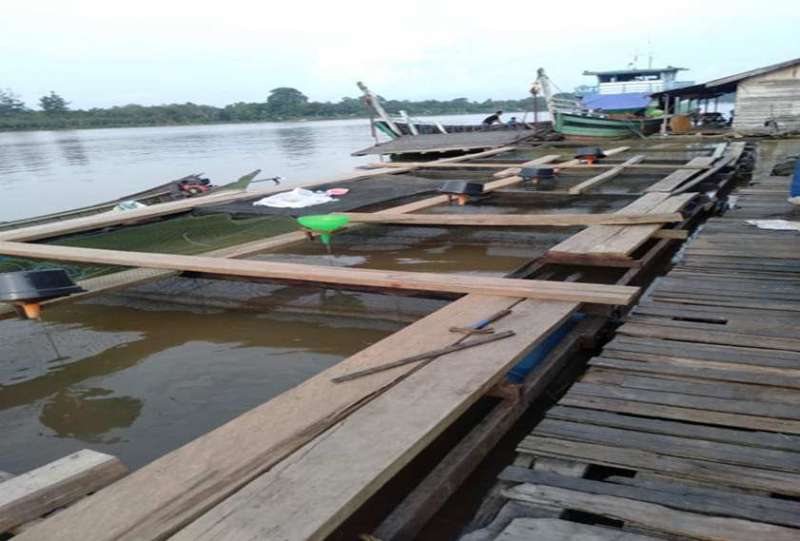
[{"xmin": 0, "ymin": 113, "xmax": 525, "ymax": 222}]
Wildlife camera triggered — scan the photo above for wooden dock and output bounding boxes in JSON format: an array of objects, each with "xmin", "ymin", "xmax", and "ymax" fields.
[
  {"xmin": 464, "ymin": 140, "xmax": 800, "ymax": 541},
  {"xmin": 1, "ymin": 138, "xmax": 752, "ymax": 541}
]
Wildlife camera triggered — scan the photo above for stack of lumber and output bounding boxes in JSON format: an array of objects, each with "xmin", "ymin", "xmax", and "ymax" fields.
[{"xmin": 465, "ymin": 141, "xmax": 800, "ymax": 541}]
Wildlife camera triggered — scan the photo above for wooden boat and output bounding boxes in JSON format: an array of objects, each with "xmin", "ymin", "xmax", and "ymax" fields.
[
  {"xmin": 553, "ymin": 111, "xmax": 663, "ymax": 138},
  {"xmin": 535, "ymin": 68, "xmax": 665, "ymax": 139},
  {"xmin": 0, "ymin": 171, "xmax": 263, "ymax": 232}
]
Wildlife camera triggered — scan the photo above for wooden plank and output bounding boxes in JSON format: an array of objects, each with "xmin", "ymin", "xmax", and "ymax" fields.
[
  {"xmin": 516, "ymin": 435, "xmax": 800, "ymax": 495},
  {"xmin": 338, "ymin": 212, "xmax": 683, "ymax": 227},
  {"xmin": 526, "ymin": 418, "xmax": 800, "ymax": 472},
  {"xmin": 548, "ymin": 193, "xmax": 695, "ymax": 258},
  {"xmin": 569, "ymin": 381, "xmax": 800, "ymax": 420},
  {"xmin": 500, "ymin": 469, "xmax": 800, "ymax": 530},
  {"xmin": 560, "ymin": 394, "xmax": 800, "ymax": 434},
  {"xmin": 496, "ymin": 518, "xmax": 660, "ymax": 541},
  {"xmin": 165, "ymin": 301, "xmax": 580, "ymax": 541},
  {"xmin": 672, "ymin": 145, "xmax": 745, "ymax": 195},
  {"xmin": 0, "ymin": 242, "xmax": 638, "ymax": 305},
  {"xmin": 568, "ymin": 155, "xmax": 645, "ymax": 195},
  {"xmin": 618, "ymin": 321, "xmax": 800, "ymax": 351},
  {"xmin": 644, "ymin": 156, "xmax": 715, "ymax": 193},
  {"xmin": 503, "ymin": 483, "xmax": 800, "ymax": 541},
  {"xmin": 589, "ymin": 356, "xmax": 800, "ymax": 391},
  {"xmin": 0, "ymin": 450, "xmax": 127, "ymax": 533},
  {"xmin": 547, "ymin": 405, "xmax": 800, "ymax": 452}
]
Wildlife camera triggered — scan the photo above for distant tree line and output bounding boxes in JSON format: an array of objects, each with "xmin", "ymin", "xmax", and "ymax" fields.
[{"xmin": 0, "ymin": 87, "xmax": 547, "ymax": 131}]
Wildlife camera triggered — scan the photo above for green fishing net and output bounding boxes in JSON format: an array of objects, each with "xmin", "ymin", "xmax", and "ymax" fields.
[{"xmin": 0, "ymin": 213, "xmax": 298, "ymax": 280}]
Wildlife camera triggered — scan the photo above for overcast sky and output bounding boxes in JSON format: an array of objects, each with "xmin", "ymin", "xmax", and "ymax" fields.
[{"xmin": 2, "ymin": 0, "xmax": 797, "ymax": 109}]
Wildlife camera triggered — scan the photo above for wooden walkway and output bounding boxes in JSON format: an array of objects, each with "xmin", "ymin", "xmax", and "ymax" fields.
[{"xmin": 468, "ymin": 141, "xmax": 800, "ymax": 541}]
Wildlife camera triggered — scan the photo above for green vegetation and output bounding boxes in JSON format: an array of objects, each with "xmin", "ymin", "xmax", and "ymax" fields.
[{"xmin": 0, "ymin": 87, "xmax": 545, "ymax": 131}]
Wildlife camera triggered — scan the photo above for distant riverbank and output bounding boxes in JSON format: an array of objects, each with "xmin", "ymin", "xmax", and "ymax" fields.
[{"xmin": 0, "ymin": 91, "xmax": 544, "ymax": 132}]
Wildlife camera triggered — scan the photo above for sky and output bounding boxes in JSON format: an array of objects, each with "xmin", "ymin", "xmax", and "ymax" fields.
[{"xmin": 2, "ymin": 0, "xmax": 798, "ymax": 110}]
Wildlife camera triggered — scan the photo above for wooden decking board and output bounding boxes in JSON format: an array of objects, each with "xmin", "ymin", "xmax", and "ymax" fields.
[
  {"xmin": 546, "ymin": 405, "xmax": 800, "ymax": 452},
  {"xmin": 567, "ymin": 155, "xmax": 646, "ymax": 195},
  {"xmin": 525, "ymin": 419, "xmax": 800, "ymax": 472},
  {"xmin": 643, "ymin": 156, "xmax": 714, "ymax": 193},
  {"xmin": 502, "ymin": 482, "xmax": 800, "ymax": 541},
  {"xmin": 517, "ymin": 435, "xmax": 800, "ymax": 495},
  {"xmin": 499, "ymin": 468, "xmax": 800, "ymax": 528},
  {"xmin": 547, "ymin": 193, "xmax": 696, "ymax": 258}
]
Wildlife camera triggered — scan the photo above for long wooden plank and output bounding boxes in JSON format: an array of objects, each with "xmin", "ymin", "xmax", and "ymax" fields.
[
  {"xmin": 493, "ymin": 146, "xmax": 629, "ymax": 179},
  {"xmin": 0, "ymin": 241, "xmax": 637, "ymax": 305},
  {"xmin": 0, "ymin": 450, "xmax": 127, "ymax": 533},
  {"xmin": 496, "ymin": 518, "xmax": 660, "ymax": 541},
  {"xmin": 548, "ymin": 193, "xmax": 695, "ymax": 258},
  {"xmin": 526, "ymin": 418, "xmax": 800, "ymax": 472},
  {"xmin": 517, "ymin": 435, "xmax": 800, "ymax": 494},
  {"xmin": 644, "ymin": 156, "xmax": 715, "ymax": 193},
  {"xmin": 171, "ymin": 300, "xmax": 578, "ymax": 541},
  {"xmin": 338, "ymin": 212, "xmax": 683, "ymax": 227},
  {"xmin": 502, "ymin": 479, "xmax": 800, "ymax": 540},
  {"xmin": 492, "ymin": 154, "xmax": 565, "ymax": 178},
  {"xmin": 568, "ymin": 155, "xmax": 645, "ymax": 195},
  {"xmin": 499, "ymin": 468, "xmax": 800, "ymax": 528}
]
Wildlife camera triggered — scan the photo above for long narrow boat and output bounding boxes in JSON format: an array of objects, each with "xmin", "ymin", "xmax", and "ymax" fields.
[
  {"xmin": 0, "ymin": 171, "xmax": 261, "ymax": 232},
  {"xmin": 553, "ymin": 111, "xmax": 663, "ymax": 138}
]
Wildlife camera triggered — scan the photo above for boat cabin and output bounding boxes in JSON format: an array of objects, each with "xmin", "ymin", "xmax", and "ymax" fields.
[{"xmin": 583, "ymin": 66, "xmax": 690, "ymax": 95}]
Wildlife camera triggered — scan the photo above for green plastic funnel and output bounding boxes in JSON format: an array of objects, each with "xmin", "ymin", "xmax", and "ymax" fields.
[{"xmin": 297, "ymin": 214, "xmax": 350, "ymax": 246}]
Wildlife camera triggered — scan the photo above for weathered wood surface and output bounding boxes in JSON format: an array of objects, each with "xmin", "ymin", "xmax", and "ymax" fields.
[
  {"xmin": 503, "ymin": 483, "xmax": 800, "ymax": 541},
  {"xmin": 474, "ymin": 141, "xmax": 800, "ymax": 541},
  {"xmin": 644, "ymin": 156, "xmax": 715, "ymax": 193},
  {"xmin": 172, "ymin": 300, "xmax": 577, "ymax": 541},
  {"xmin": 568, "ymin": 155, "xmax": 645, "ymax": 194},
  {"xmin": 548, "ymin": 193, "xmax": 696, "ymax": 258},
  {"xmin": 339, "ymin": 211, "xmax": 683, "ymax": 227},
  {"xmin": 0, "ymin": 450, "xmax": 127, "ymax": 533},
  {"xmin": 496, "ymin": 518, "xmax": 660, "ymax": 541},
  {"xmin": 351, "ymin": 130, "xmax": 535, "ymax": 156},
  {"xmin": 0, "ymin": 241, "xmax": 638, "ymax": 305}
]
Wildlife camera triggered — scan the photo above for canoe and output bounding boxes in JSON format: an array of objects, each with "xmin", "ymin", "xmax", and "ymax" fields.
[{"xmin": 554, "ymin": 111, "xmax": 663, "ymax": 139}]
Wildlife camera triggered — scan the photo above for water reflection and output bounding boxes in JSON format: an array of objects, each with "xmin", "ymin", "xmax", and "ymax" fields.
[
  {"xmin": 274, "ymin": 125, "xmax": 317, "ymax": 160},
  {"xmin": 55, "ymin": 133, "xmax": 89, "ymax": 166},
  {"xmin": 41, "ymin": 388, "xmax": 141, "ymax": 443}
]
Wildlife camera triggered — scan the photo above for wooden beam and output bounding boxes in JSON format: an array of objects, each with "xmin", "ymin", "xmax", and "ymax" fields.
[
  {"xmin": 0, "ymin": 242, "xmax": 638, "ymax": 305},
  {"xmin": 0, "ymin": 450, "xmax": 127, "ymax": 533},
  {"xmin": 339, "ymin": 212, "xmax": 683, "ymax": 227},
  {"xmin": 568, "ymin": 155, "xmax": 645, "ymax": 195},
  {"xmin": 490, "ymin": 154, "xmax": 562, "ymax": 178}
]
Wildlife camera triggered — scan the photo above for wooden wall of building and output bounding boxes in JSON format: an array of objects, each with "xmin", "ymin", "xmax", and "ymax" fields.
[{"xmin": 733, "ymin": 63, "xmax": 800, "ymax": 134}]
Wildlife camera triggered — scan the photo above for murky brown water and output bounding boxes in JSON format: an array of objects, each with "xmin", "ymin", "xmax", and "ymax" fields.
[{"xmin": 0, "ymin": 282, "xmax": 420, "ymax": 472}]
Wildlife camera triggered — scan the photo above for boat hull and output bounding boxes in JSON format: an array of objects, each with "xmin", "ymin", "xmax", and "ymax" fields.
[{"xmin": 554, "ymin": 112, "xmax": 663, "ymax": 139}]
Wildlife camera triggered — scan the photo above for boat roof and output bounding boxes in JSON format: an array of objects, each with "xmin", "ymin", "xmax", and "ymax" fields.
[
  {"xmin": 582, "ymin": 92, "xmax": 652, "ymax": 110},
  {"xmin": 583, "ymin": 66, "xmax": 687, "ymax": 76}
]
